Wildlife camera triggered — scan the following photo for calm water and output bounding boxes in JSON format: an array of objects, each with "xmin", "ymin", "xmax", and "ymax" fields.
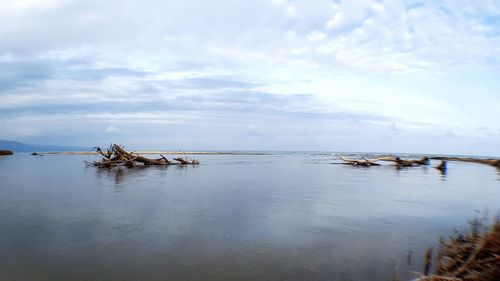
[{"xmin": 0, "ymin": 153, "xmax": 499, "ymax": 281}]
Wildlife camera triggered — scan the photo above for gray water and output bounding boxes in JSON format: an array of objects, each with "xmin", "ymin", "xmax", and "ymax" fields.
[{"xmin": 0, "ymin": 153, "xmax": 499, "ymax": 281}]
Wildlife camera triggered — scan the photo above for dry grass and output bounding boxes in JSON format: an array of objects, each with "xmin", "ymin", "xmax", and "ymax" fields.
[{"xmin": 416, "ymin": 217, "xmax": 500, "ymax": 281}]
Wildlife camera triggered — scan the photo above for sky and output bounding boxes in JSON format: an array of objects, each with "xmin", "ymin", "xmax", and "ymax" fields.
[{"xmin": 1, "ymin": 0, "xmax": 499, "ymax": 155}]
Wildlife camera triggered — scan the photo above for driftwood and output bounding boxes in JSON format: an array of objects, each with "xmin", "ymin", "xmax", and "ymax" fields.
[
  {"xmin": 338, "ymin": 155, "xmax": 380, "ymax": 166},
  {"xmin": 378, "ymin": 156, "xmax": 430, "ymax": 167},
  {"xmin": 401, "ymin": 156, "xmax": 429, "ymax": 166},
  {"xmin": 338, "ymin": 155, "xmax": 430, "ymax": 167},
  {"xmin": 86, "ymin": 144, "xmax": 199, "ymax": 168},
  {"xmin": 416, "ymin": 218, "xmax": 500, "ymax": 281},
  {"xmin": 339, "ymin": 155, "xmax": 500, "ymax": 172},
  {"xmin": 431, "ymin": 157, "xmax": 500, "ymax": 168}
]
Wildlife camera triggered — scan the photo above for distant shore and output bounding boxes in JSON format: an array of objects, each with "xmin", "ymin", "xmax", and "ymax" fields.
[{"xmin": 39, "ymin": 151, "xmax": 272, "ymax": 156}]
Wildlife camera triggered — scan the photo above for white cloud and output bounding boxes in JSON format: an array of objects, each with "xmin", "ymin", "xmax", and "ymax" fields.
[
  {"xmin": 0, "ymin": 0, "xmax": 499, "ymax": 154},
  {"xmin": 2, "ymin": 0, "xmax": 499, "ymax": 74},
  {"xmin": 106, "ymin": 125, "xmax": 120, "ymax": 132}
]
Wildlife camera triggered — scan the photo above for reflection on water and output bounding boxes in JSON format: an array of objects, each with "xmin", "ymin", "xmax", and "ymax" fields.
[
  {"xmin": 95, "ymin": 166, "xmax": 160, "ymax": 185},
  {"xmin": 0, "ymin": 154, "xmax": 499, "ymax": 281},
  {"xmin": 93, "ymin": 164, "xmax": 199, "ymax": 185}
]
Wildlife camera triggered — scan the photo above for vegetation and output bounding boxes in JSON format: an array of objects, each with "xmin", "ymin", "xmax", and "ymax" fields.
[{"xmin": 415, "ymin": 217, "xmax": 500, "ymax": 281}]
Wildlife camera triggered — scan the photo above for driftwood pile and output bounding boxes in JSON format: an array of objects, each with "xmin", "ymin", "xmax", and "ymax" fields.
[
  {"xmin": 338, "ymin": 155, "xmax": 430, "ymax": 168},
  {"xmin": 85, "ymin": 144, "xmax": 199, "ymax": 168},
  {"xmin": 338, "ymin": 156, "xmax": 381, "ymax": 167},
  {"xmin": 337, "ymin": 155, "xmax": 500, "ymax": 173},
  {"xmin": 416, "ymin": 218, "xmax": 500, "ymax": 281}
]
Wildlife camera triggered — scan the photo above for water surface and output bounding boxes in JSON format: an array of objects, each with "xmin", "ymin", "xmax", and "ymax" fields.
[{"xmin": 0, "ymin": 153, "xmax": 499, "ymax": 281}]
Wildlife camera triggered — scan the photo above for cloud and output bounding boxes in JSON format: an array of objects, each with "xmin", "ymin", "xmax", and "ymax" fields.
[
  {"xmin": 0, "ymin": 0, "xmax": 499, "ymax": 154},
  {"xmin": 105, "ymin": 125, "xmax": 120, "ymax": 133}
]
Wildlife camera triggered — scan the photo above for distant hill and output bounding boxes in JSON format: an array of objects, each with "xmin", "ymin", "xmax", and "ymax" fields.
[{"xmin": 0, "ymin": 140, "xmax": 87, "ymax": 152}]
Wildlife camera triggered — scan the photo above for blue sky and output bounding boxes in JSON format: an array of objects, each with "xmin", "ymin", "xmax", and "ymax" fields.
[{"xmin": 1, "ymin": 0, "xmax": 499, "ymax": 155}]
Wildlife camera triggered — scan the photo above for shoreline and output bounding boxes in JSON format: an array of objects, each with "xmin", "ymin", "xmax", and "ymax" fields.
[
  {"xmin": 20, "ymin": 151, "xmax": 500, "ymax": 159},
  {"xmin": 39, "ymin": 151, "xmax": 273, "ymax": 156}
]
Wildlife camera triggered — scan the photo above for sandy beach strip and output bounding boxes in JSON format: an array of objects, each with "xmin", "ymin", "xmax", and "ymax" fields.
[{"xmin": 40, "ymin": 151, "xmax": 272, "ymax": 156}]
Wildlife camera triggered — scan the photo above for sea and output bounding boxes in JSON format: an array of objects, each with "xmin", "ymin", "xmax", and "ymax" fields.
[{"xmin": 0, "ymin": 152, "xmax": 499, "ymax": 281}]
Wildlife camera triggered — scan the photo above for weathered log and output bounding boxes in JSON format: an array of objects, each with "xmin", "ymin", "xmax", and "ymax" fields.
[
  {"xmin": 113, "ymin": 145, "xmax": 169, "ymax": 165},
  {"xmin": 160, "ymin": 155, "xmax": 171, "ymax": 164},
  {"xmin": 395, "ymin": 156, "xmax": 429, "ymax": 167},
  {"xmin": 87, "ymin": 144, "xmax": 200, "ymax": 168},
  {"xmin": 377, "ymin": 156, "xmax": 430, "ymax": 167},
  {"xmin": 338, "ymin": 155, "xmax": 380, "ymax": 166}
]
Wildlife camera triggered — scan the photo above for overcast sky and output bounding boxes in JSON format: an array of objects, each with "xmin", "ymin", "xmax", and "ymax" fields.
[{"xmin": 1, "ymin": 0, "xmax": 499, "ymax": 155}]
